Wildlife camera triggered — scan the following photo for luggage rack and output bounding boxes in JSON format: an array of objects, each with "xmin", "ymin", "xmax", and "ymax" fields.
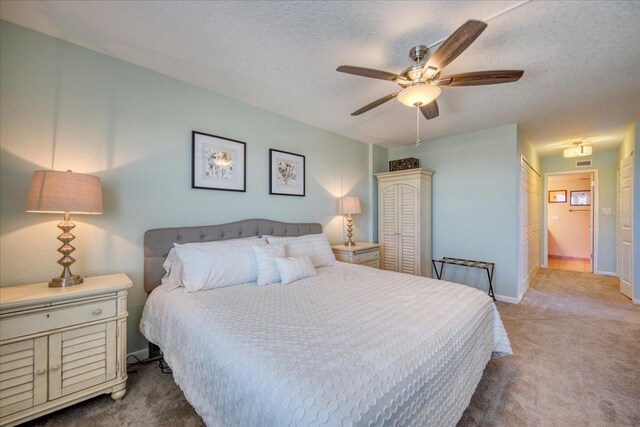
[{"xmin": 432, "ymin": 257, "xmax": 495, "ymax": 301}]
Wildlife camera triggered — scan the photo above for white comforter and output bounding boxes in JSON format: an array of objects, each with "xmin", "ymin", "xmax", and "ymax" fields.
[{"xmin": 140, "ymin": 262, "xmax": 511, "ymax": 427}]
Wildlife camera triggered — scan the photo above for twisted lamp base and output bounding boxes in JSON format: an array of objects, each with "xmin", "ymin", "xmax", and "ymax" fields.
[
  {"xmin": 344, "ymin": 214, "xmax": 356, "ymax": 247},
  {"xmin": 49, "ymin": 211, "xmax": 84, "ymax": 287}
]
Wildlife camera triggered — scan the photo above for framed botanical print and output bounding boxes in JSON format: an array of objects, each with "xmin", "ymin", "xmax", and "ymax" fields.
[
  {"xmin": 192, "ymin": 131, "xmax": 246, "ymax": 192},
  {"xmin": 548, "ymin": 190, "xmax": 567, "ymax": 203},
  {"xmin": 269, "ymin": 149, "xmax": 305, "ymax": 196}
]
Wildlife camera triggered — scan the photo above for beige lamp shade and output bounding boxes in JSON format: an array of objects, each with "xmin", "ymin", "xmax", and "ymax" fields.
[
  {"xmin": 26, "ymin": 170, "xmax": 103, "ymax": 214},
  {"xmin": 337, "ymin": 195, "xmax": 362, "ymax": 215}
]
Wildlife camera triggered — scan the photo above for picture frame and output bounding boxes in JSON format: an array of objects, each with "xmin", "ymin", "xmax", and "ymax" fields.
[
  {"xmin": 548, "ymin": 190, "xmax": 567, "ymax": 203},
  {"xmin": 269, "ymin": 149, "xmax": 305, "ymax": 196},
  {"xmin": 570, "ymin": 190, "xmax": 591, "ymax": 206},
  {"xmin": 192, "ymin": 131, "xmax": 246, "ymax": 192}
]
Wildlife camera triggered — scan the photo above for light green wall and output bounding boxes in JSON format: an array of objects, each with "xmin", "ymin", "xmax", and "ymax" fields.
[
  {"xmin": 517, "ymin": 125, "xmax": 541, "ymax": 172},
  {"xmin": 389, "ymin": 124, "xmax": 520, "ymax": 299},
  {"xmin": 618, "ymin": 123, "xmax": 639, "ymax": 301},
  {"xmin": 541, "ymin": 149, "xmax": 618, "ymax": 273},
  {"xmin": 0, "ymin": 21, "xmax": 383, "ymax": 352},
  {"xmin": 369, "ymin": 144, "xmax": 389, "ymax": 241}
]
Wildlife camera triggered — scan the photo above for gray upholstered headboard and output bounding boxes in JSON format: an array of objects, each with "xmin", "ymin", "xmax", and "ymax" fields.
[{"xmin": 143, "ymin": 218, "xmax": 322, "ymax": 293}]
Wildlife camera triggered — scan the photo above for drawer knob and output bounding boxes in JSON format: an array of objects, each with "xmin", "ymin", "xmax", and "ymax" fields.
[
  {"xmin": 36, "ymin": 369, "xmax": 47, "ymax": 375},
  {"xmin": 50, "ymin": 364, "xmax": 60, "ymax": 371},
  {"xmin": 93, "ymin": 308, "xmax": 103, "ymax": 315}
]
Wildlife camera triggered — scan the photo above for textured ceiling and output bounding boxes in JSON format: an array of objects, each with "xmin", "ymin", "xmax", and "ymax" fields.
[{"xmin": 1, "ymin": 1, "xmax": 639, "ymax": 156}]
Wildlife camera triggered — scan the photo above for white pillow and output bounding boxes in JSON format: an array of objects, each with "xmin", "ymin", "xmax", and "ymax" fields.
[
  {"xmin": 264, "ymin": 233, "xmax": 335, "ymax": 268},
  {"xmin": 274, "ymin": 256, "xmax": 317, "ymax": 285},
  {"xmin": 253, "ymin": 244, "xmax": 286, "ymax": 286},
  {"xmin": 174, "ymin": 237, "xmax": 267, "ymax": 292},
  {"xmin": 161, "ymin": 248, "xmax": 184, "ymax": 291}
]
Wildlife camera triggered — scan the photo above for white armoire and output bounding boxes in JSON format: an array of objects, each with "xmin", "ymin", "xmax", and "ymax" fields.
[{"xmin": 375, "ymin": 168, "xmax": 433, "ymax": 277}]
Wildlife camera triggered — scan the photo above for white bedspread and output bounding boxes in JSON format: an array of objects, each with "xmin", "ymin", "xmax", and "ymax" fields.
[{"xmin": 140, "ymin": 262, "xmax": 511, "ymax": 427}]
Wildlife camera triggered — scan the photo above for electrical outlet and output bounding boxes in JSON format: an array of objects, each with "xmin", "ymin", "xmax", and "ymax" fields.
[
  {"xmin": 601, "ymin": 208, "xmax": 612, "ymax": 216},
  {"xmin": 552, "ymin": 215, "xmax": 560, "ymax": 221}
]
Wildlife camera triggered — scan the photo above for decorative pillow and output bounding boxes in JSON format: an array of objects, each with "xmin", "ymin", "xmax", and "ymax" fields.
[
  {"xmin": 253, "ymin": 244, "xmax": 286, "ymax": 286},
  {"xmin": 264, "ymin": 233, "xmax": 335, "ymax": 268},
  {"xmin": 274, "ymin": 256, "xmax": 317, "ymax": 285},
  {"xmin": 174, "ymin": 237, "xmax": 267, "ymax": 292}
]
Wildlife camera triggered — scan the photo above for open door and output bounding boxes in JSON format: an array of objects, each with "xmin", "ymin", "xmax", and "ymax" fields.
[{"xmin": 618, "ymin": 156, "xmax": 633, "ymax": 298}]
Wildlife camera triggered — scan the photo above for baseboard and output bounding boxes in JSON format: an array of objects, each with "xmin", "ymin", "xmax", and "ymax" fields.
[
  {"xmin": 595, "ymin": 270, "xmax": 617, "ymax": 277},
  {"xmin": 634, "ymin": 298, "xmax": 640, "ymax": 305},
  {"xmin": 127, "ymin": 347, "xmax": 149, "ymax": 361},
  {"xmin": 495, "ymin": 293, "xmax": 523, "ymax": 304},
  {"xmin": 548, "ymin": 255, "xmax": 590, "ymax": 261}
]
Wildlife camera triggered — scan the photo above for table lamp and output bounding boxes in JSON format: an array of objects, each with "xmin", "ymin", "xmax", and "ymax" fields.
[
  {"xmin": 337, "ymin": 195, "xmax": 362, "ymax": 246},
  {"xmin": 26, "ymin": 170, "xmax": 103, "ymax": 287}
]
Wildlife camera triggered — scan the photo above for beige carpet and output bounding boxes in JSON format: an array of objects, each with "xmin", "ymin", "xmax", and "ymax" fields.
[{"xmin": 24, "ymin": 269, "xmax": 640, "ymax": 426}]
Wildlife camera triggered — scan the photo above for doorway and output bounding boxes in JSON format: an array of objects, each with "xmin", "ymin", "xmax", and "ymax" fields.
[{"xmin": 546, "ymin": 172, "xmax": 594, "ymax": 273}]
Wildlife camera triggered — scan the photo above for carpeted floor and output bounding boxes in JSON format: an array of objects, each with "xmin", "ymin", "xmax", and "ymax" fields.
[{"xmin": 24, "ymin": 269, "xmax": 640, "ymax": 427}]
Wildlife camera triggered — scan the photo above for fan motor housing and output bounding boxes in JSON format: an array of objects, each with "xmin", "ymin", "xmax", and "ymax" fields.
[{"xmin": 409, "ymin": 45, "xmax": 431, "ymax": 64}]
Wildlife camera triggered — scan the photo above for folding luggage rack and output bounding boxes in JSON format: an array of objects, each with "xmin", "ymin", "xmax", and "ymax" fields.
[{"xmin": 432, "ymin": 257, "xmax": 496, "ymax": 301}]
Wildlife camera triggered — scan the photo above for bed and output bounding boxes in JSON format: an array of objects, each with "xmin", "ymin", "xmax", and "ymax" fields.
[{"xmin": 140, "ymin": 219, "xmax": 511, "ymax": 426}]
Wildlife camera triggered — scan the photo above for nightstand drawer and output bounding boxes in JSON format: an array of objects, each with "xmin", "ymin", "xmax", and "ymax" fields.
[
  {"xmin": 360, "ymin": 260, "xmax": 380, "ymax": 268},
  {"xmin": 0, "ymin": 299, "xmax": 117, "ymax": 341},
  {"xmin": 352, "ymin": 250, "xmax": 379, "ymax": 263}
]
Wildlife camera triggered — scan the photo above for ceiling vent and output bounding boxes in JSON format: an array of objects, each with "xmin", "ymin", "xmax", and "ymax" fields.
[{"xmin": 576, "ymin": 159, "xmax": 592, "ymax": 168}]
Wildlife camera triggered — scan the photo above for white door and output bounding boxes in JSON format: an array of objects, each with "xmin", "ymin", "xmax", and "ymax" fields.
[
  {"xmin": 519, "ymin": 159, "xmax": 540, "ymax": 295},
  {"xmin": 618, "ymin": 156, "xmax": 633, "ymax": 298}
]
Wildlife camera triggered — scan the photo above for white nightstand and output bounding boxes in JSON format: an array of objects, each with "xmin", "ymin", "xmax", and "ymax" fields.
[
  {"xmin": 0, "ymin": 274, "xmax": 132, "ymax": 427},
  {"xmin": 331, "ymin": 242, "xmax": 381, "ymax": 268}
]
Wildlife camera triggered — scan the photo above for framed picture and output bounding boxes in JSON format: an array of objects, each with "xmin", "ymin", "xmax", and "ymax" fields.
[
  {"xmin": 548, "ymin": 190, "xmax": 567, "ymax": 203},
  {"xmin": 570, "ymin": 190, "xmax": 591, "ymax": 206},
  {"xmin": 269, "ymin": 149, "xmax": 305, "ymax": 196},
  {"xmin": 192, "ymin": 131, "xmax": 246, "ymax": 192}
]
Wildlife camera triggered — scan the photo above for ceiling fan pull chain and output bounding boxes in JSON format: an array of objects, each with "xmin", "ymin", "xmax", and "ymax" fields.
[{"xmin": 416, "ymin": 105, "xmax": 421, "ymax": 147}]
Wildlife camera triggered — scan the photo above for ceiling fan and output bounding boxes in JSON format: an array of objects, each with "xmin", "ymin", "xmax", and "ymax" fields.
[{"xmin": 337, "ymin": 20, "xmax": 524, "ymax": 123}]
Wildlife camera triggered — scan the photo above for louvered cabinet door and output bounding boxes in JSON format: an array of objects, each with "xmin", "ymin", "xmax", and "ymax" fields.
[
  {"xmin": 380, "ymin": 185, "xmax": 399, "ymax": 271},
  {"xmin": 398, "ymin": 184, "xmax": 419, "ymax": 275},
  {"xmin": 48, "ymin": 322, "xmax": 117, "ymax": 399},
  {"xmin": 0, "ymin": 337, "xmax": 47, "ymax": 416}
]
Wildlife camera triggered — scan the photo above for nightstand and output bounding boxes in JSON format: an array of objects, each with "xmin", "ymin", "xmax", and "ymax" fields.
[
  {"xmin": 331, "ymin": 242, "xmax": 381, "ymax": 268},
  {"xmin": 0, "ymin": 274, "xmax": 132, "ymax": 427}
]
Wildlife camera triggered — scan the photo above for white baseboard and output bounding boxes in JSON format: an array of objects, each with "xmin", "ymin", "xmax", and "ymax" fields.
[
  {"xmin": 634, "ymin": 298, "xmax": 640, "ymax": 305},
  {"xmin": 595, "ymin": 270, "xmax": 617, "ymax": 277},
  {"xmin": 127, "ymin": 347, "xmax": 149, "ymax": 361},
  {"xmin": 495, "ymin": 293, "xmax": 523, "ymax": 304}
]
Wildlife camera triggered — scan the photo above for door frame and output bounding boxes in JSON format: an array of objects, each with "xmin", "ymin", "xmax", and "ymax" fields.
[{"xmin": 542, "ymin": 169, "xmax": 598, "ymax": 272}]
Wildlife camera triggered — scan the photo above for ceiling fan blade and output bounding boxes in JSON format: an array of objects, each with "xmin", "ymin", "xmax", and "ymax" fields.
[
  {"xmin": 434, "ymin": 70, "xmax": 524, "ymax": 86},
  {"xmin": 420, "ymin": 100, "xmax": 439, "ymax": 120},
  {"xmin": 351, "ymin": 92, "xmax": 400, "ymax": 116},
  {"xmin": 423, "ymin": 20, "xmax": 487, "ymax": 75},
  {"xmin": 337, "ymin": 65, "xmax": 400, "ymax": 81}
]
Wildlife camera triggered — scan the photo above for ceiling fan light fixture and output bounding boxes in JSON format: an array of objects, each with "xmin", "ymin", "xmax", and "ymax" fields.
[
  {"xmin": 563, "ymin": 142, "xmax": 592, "ymax": 158},
  {"xmin": 397, "ymin": 84, "xmax": 441, "ymax": 107}
]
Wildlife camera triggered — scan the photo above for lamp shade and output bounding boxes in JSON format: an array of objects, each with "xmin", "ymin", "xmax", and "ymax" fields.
[
  {"xmin": 337, "ymin": 196, "xmax": 362, "ymax": 215},
  {"xmin": 397, "ymin": 84, "xmax": 441, "ymax": 107},
  {"xmin": 26, "ymin": 170, "xmax": 103, "ymax": 214}
]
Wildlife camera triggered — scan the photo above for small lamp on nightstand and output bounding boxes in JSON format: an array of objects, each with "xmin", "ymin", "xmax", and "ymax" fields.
[
  {"xmin": 337, "ymin": 195, "xmax": 362, "ymax": 247},
  {"xmin": 26, "ymin": 169, "xmax": 103, "ymax": 287}
]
